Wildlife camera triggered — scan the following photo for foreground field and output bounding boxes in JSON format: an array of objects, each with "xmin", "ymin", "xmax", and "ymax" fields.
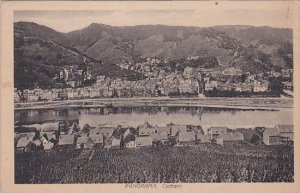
[{"xmin": 15, "ymin": 144, "xmax": 293, "ymax": 183}]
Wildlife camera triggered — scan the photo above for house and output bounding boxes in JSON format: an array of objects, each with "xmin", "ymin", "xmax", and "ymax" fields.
[
  {"xmin": 92, "ymin": 126, "xmax": 115, "ymax": 139},
  {"xmin": 76, "ymin": 136, "xmax": 94, "ymax": 149},
  {"xmin": 89, "ymin": 134, "xmax": 104, "ymax": 147},
  {"xmin": 41, "ymin": 133, "xmax": 55, "ymax": 150},
  {"xmin": 208, "ymin": 127, "xmax": 228, "ymax": 139},
  {"xmin": 150, "ymin": 132, "xmax": 169, "ymax": 145},
  {"xmin": 156, "ymin": 126, "xmax": 171, "ymax": 136},
  {"xmin": 276, "ymin": 124, "xmax": 293, "ymax": 141},
  {"xmin": 111, "ymin": 138, "xmax": 121, "ymax": 148},
  {"xmin": 16, "ymin": 136, "xmax": 34, "ymax": 153},
  {"xmin": 205, "ymin": 81, "xmax": 218, "ymax": 91},
  {"xmin": 178, "ymin": 131, "xmax": 196, "ymax": 146},
  {"xmin": 58, "ymin": 135, "xmax": 75, "ymax": 148},
  {"xmin": 216, "ymin": 132, "xmax": 244, "ymax": 145},
  {"xmin": 138, "ymin": 122, "xmax": 157, "ymax": 136},
  {"xmin": 196, "ymin": 134, "xmax": 211, "ymax": 143},
  {"xmin": 170, "ymin": 125, "xmax": 187, "ymax": 136},
  {"xmin": 135, "ymin": 136, "xmax": 153, "ymax": 147},
  {"xmin": 263, "ymin": 125, "xmax": 294, "ymax": 145},
  {"xmin": 263, "ymin": 128, "xmax": 282, "ymax": 145}
]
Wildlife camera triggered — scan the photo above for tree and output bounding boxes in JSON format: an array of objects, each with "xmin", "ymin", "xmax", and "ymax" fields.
[
  {"xmin": 269, "ymin": 77, "xmax": 283, "ymax": 94},
  {"xmin": 250, "ymin": 134, "xmax": 261, "ymax": 145}
]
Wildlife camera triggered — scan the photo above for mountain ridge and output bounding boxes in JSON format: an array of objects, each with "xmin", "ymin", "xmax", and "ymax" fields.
[{"xmin": 14, "ymin": 21, "xmax": 293, "ymax": 89}]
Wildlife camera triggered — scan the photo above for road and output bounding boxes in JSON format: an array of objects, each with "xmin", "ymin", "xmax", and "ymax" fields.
[{"xmin": 14, "ymin": 97, "xmax": 293, "ymax": 110}]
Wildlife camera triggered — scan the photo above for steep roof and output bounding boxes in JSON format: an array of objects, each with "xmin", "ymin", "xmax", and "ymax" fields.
[
  {"xmin": 17, "ymin": 136, "xmax": 34, "ymax": 148},
  {"xmin": 136, "ymin": 136, "xmax": 152, "ymax": 146},
  {"xmin": 179, "ymin": 131, "xmax": 196, "ymax": 142},
  {"xmin": 111, "ymin": 138, "xmax": 121, "ymax": 147},
  {"xmin": 89, "ymin": 135, "xmax": 104, "ymax": 144},
  {"xmin": 264, "ymin": 127, "xmax": 281, "ymax": 136},
  {"xmin": 155, "ymin": 126, "xmax": 171, "ymax": 135},
  {"xmin": 197, "ymin": 134, "xmax": 211, "ymax": 143},
  {"xmin": 218, "ymin": 132, "xmax": 244, "ymax": 141},
  {"xmin": 58, "ymin": 135, "xmax": 74, "ymax": 145},
  {"xmin": 276, "ymin": 124, "xmax": 293, "ymax": 133},
  {"xmin": 76, "ymin": 136, "xmax": 91, "ymax": 144}
]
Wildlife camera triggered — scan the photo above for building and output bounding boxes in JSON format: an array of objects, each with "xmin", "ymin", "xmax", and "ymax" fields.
[
  {"xmin": 183, "ymin": 66, "xmax": 194, "ymax": 78},
  {"xmin": 205, "ymin": 81, "xmax": 218, "ymax": 91},
  {"xmin": 263, "ymin": 128, "xmax": 282, "ymax": 145},
  {"xmin": 92, "ymin": 126, "xmax": 115, "ymax": 139},
  {"xmin": 216, "ymin": 132, "xmax": 244, "ymax": 145},
  {"xmin": 170, "ymin": 125, "xmax": 187, "ymax": 136},
  {"xmin": 111, "ymin": 138, "xmax": 121, "ymax": 148},
  {"xmin": 135, "ymin": 136, "xmax": 153, "ymax": 147},
  {"xmin": 138, "ymin": 122, "xmax": 156, "ymax": 136},
  {"xmin": 196, "ymin": 134, "xmax": 211, "ymax": 143},
  {"xmin": 76, "ymin": 136, "xmax": 94, "ymax": 149},
  {"xmin": 89, "ymin": 134, "xmax": 104, "ymax": 147},
  {"xmin": 16, "ymin": 136, "xmax": 34, "ymax": 153},
  {"xmin": 208, "ymin": 127, "xmax": 228, "ymax": 139},
  {"xmin": 178, "ymin": 131, "xmax": 196, "ymax": 146},
  {"xmin": 58, "ymin": 135, "xmax": 75, "ymax": 148},
  {"xmin": 263, "ymin": 125, "xmax": 293, "ymax": 145},
  {"xmin": 253, "ymin": 81, "xmax": 268, "ymax": 92}
]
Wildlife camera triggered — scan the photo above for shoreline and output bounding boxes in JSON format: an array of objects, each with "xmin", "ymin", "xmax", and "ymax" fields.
[{"xmin": 14, "ymin": 97, "xmax": 293, "ymax": 111}]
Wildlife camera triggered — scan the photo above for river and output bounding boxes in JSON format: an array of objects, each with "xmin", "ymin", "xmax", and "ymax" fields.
[{"xmin": 15, "ymin": 106, "xmax": 293, "ymax": 131}]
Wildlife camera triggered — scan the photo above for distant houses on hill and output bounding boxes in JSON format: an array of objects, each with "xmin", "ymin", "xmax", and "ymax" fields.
[{"xmin": 14, "ymin": 121, "xmax": 294, "ymax": 153}]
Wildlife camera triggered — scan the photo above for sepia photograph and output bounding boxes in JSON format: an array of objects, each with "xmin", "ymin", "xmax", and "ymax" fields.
[
  {"xmin": 13, "ymin": 7, "xmax": 295, "ymax": 184},
  {"xmin": 0, "ymin": 1, "xmax": 299, "ymax": 192}
]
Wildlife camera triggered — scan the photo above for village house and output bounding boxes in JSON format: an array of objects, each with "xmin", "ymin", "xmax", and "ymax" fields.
[
  {"xmin": 208, "ymin": 127, "xmax": 228, "ymax": 139},
  {"xmin": 178, "ymin": 131, "xmax": 196, "ymax": 146},
  {"xmin": 179, "ymin": 79, "xmax": 193, "ymax": 94},
  {"xmin": 111, "ymin": 137, "xmax": 121, "ymax": 148},
  {"xmin": 215, "ymin": 132, "xmax": 244, "ymax": 146},
  {"xmin": 93, "ymin": 125, "xmax": 116, "ymax": 139},
  {"xmin": 138, "ymin": 122, "xmax": 157, "ymax": 136},
  {"xmin": 170, "ymin": 125, "xmax": 187, "ymax": 137},
  {"xmin": 135, "ymin": 136, "xmax": 153, "ymax": 147},
  {"xmin": 183, "ymin": 66, "xmax": 194, "ymax": 79},
  {"xmin": 263, "ymin": 128, "xmax": 282, "ymax": 145},
  {"xmin": 151, "ymin": 132, "xmax": 169, "ymax": 145},
  {"xmin": 196, "ymin": 134, "xmax": 211, "ymax": 144},
  {"xmin": 58, "ymin": 135, "xmax": 75, "ymax": 148},
  {"xmin": 263, "ymin": 125, "xmax": 293, "ymax": 146},
  {"xmin": 41, "ymin": 131, "xmax": 57, "ymax": 150},
  {"xmin": 89, "ymin": 134, "xmax": 104, "ymax": 148},
  {"xmin": 76, "ymin": 136, "xmax": 94, "ymax": 149},
  {"xmin": 16, "ymin": 136, "xmax": 34, "ymax": 153}
]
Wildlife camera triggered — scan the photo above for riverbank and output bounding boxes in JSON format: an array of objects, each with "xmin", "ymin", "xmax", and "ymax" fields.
[{"xmin": 14, "ymin": 97, "xmax": 293, "ymax": 110}]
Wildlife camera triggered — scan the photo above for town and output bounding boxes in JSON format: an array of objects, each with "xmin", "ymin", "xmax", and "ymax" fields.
[
  {"xmin": 15, "ymin": 120, "xmax": 294, "ymax": 183},
  {"xmin": 14, "ymin": 57, "xmax": 293, "ymax": 103},
  {"xmin": 15, "ymin": 120, "xmax": 294, "ymax": 153}
]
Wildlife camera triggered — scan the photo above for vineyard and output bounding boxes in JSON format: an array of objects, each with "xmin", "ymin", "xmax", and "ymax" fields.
[{"xmin": 15, "ymin": 144, "xmax": 293, "ymax": 183}]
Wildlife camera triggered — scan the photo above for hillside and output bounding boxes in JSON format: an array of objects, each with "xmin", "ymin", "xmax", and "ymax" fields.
[{"xmin": 14, "ymin": 22, "xmax": 293, "ymax": 89}]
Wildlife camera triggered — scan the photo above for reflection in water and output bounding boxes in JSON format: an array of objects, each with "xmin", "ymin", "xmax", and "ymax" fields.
[{"xmin": 15, "ymin": 106, "xmax": 293, "ymax": 129}]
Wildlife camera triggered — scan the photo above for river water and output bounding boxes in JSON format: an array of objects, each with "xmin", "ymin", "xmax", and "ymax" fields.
[{"xmin": 15, "ymin": 106, "xmax": 293, "ymax": 131}]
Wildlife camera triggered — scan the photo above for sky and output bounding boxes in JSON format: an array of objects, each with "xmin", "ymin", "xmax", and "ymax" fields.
[{"xmin": 14, "ymin": 8, "xmax": 293, "ymax": 33}]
